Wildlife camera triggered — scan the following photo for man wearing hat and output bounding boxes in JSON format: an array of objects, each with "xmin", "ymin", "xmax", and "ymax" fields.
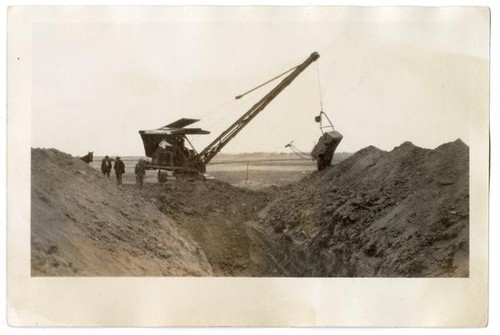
[{"xmin": 114, "ymin": 156, "xmax": 125, "ymax": 185}]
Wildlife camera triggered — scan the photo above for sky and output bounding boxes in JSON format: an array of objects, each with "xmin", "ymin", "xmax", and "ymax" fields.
[{"xmin": 30, "ymin": 6, "xmax": 489, "ymax": 156}]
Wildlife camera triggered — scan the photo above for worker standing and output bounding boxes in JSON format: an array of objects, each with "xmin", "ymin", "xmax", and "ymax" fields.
[
  {"xmin": 134, "ymin": 158, "xmax": 146, "ymax": 189},
  {"xmin": 101, "ymin": 155, "xmax": 112, "ymax": 178},
  {"xmin": 114, "ymin": 156, "xmax": 125, "ymax": 185}
]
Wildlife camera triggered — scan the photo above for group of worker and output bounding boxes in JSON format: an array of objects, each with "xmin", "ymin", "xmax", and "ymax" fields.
[{"xmin": 100, "ymin": 155, "xmax": 147, "ymax": 189}]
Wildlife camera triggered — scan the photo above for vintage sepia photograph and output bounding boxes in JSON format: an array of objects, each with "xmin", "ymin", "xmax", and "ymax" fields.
[
  {"xmin": 6, "ymin": 4, "xmax": 491, "ymax": 327},
  {"xmin": 26, "ymin": 6, "xmax": 487, "ymax": 278}
]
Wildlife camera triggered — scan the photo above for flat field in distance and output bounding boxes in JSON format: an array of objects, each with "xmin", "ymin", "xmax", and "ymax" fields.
[{"xmin": 90, "ymin": 152, "xmax": 352, "ymax": 189}]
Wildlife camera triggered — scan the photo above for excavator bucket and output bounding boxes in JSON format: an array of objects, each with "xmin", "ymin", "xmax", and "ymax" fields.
[{"xmin": 311, "ymin": 130, "xmax": 343, "ymax": 170}]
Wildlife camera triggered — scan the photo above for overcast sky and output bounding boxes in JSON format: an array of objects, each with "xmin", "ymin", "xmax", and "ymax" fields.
[{"xmin": 30, "ymin": 6, "xmax": 489, "ymax": 156}]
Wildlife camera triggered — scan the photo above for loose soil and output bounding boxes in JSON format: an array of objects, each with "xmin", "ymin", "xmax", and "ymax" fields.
[
  {"xmin": 258, "ymin": 140, "xmax": 469, "ymax": 277},
  {"xmin": 31, "ymin": 139, "xmax": 469, "ymax": 277},
  {"xmin": 31, "ymin": 148, "xmax": 212, "ymax": 276}
]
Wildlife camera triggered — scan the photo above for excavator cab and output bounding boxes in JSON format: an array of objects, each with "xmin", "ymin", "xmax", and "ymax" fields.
[{"xmin": 139, "ymin": 118, "xmax": 210, "ymax": 181}]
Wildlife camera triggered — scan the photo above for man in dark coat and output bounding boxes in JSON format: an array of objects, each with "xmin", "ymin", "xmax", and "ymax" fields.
[
  {"xmin": 114, "ymin": 156, "xmax": 125, "ymax": 185},
  {"xmin": 134, "ymin": 159, "xmax": 147, "ymax": 189},
  {"xmin": 101, "ymin": 155, "xmax": 112, "ymax": 178}
]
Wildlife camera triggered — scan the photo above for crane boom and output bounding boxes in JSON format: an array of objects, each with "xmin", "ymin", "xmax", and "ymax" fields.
[{"xmin": 197, "ymin": 51, "xmax": 320, "ymax": 165}]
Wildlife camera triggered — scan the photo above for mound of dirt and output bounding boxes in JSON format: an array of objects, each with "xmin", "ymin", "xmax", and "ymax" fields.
[
  {"xmin": 31, "ymin": 148, "xmax": 212, "ymax": 276},
  {"xmin": 31, "ymin": 139, "xmax": 469, "ymax": 278},
  {"xmin": 256, "ymin": 139, "xmax": 469, "ymax": 277}
]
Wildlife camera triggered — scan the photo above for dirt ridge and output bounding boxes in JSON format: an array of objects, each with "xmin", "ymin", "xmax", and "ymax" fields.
[
  {"xmin": 31, "ymin": 139, "xmax": 469, "ymax": 277},
  {"xmin": 257, "ymin": 140, "xmax": 469, "ymax": 277},
  {"xmin": 31, "ymin": 148, "xmax": 212, "ymax": 276}
]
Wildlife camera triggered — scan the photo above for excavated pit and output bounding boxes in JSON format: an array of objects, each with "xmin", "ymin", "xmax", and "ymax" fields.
[{"xmin": 31, "ymin": 139, "xmax": 469, "ymax": 277}]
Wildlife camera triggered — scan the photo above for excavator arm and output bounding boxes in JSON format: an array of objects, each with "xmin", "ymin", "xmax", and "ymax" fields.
[{"xmin": 197, "ymin": 52, "xmax": 320, "ymax": 165}]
